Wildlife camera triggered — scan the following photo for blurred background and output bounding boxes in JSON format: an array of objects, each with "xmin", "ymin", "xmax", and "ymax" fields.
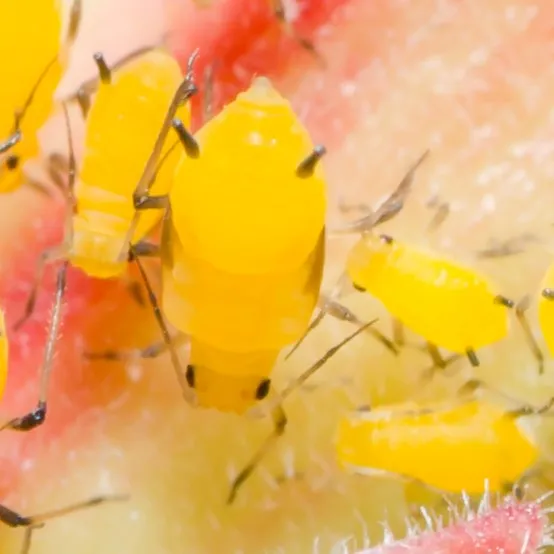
[{"xmin": 1, "ymin": 0, "xmax": 554, "ymax": 552}]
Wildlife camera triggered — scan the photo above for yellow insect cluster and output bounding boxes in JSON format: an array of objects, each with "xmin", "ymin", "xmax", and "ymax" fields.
[{"xmin": 3, "ymin": 0, "xmax": 554, "ymax": 552}]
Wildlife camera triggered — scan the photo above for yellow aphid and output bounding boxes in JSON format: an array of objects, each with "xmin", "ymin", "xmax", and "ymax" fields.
[
  {"xmin": 164, "ymin": 75, "xmax": 326, "ymax": 404},
  {"xmin": 15, "ymin": 48, "xmax": 195, "ymax": 329},
  {"xmin": 72, "ymin": 48, "xmax": 190, "ymax": 278},
  {"xmin": 117, "ymin": 74, "xmax": 374, "ymax": 503},
  {"xmin": 0, "ymin": 0, "xmax": 79, "ymax": 193},
  {"xmin": 347, "ymin": 234, "xmax": 512, "ymax": 366},
  {"xmin": 336, "ymin": 396, "xmax": 541, "ymax": 495}
]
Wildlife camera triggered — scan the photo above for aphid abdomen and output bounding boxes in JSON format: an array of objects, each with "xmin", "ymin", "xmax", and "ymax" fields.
[
  {"xmin": 170, "ymin": 76, "xmax": 327, "ymax": 276},
  {"xmin": 336, "ymin": 400, "xmax": 537, "ymax": 494},
  {"xmin": 347, "ymin": 238, "xmax": 509, "ymax": 353},
  {"xmin": 78, "ymin": 49, "xmax": 189, "ymax": 242},
  {"xmin": 162, "ymin": 221, "xmax": 324, "ymax": 353},
  {"xmin": 70, "ymin": 183, "xmax": 132, "ymax": 278},
  {"xmin": 538, "ymin": 263, "xmax": 554, "ymax": 355}
]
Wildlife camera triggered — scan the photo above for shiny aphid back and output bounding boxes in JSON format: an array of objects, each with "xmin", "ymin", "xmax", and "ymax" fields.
[
  {"xmin": 163, "ymin": 77, "xmax": 327, "ymax": 353},
  {"xmin": 336, "ymin": 399, "xmax": 538, "ymax": 494},
  {"xmin": 346, "ymin": 234, "xmax": 510, "ymax": 354},
  {"xmin": 0, "ymin": 0, "xmax": 64, "ymax": 192},
  {"xmin": 71, "ymin": 49, "xmax": 191, "ymax": 278}
]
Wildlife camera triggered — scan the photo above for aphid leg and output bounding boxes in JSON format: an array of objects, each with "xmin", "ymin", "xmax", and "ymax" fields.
[
  {"xmin": 279, "ymin": 320, "xmax": 378, "ymax": 403},
  {"xmin": 245, "ymin": 324, "xmax": 377, "ymax": 489},
  {"xmin": 425, "ymin": 196, "xmax": 450, "ymax": 234},
  {"xmin": 26, "ymin": 179, "xmax": 56, "ymax": 199},
  {"xmin": 85, "ymin": 334, "xmax": 187, "ymax": 362},
  {"xmin": 2, "ymin": 263, "xmax": 68, "ymax": 432},
  {"xmin": 75, "ymin": 87, "xmax": 91, "ymax": 118},
  {"xmin": 128, "ymin": 246, "xmax": 195, "ymax": 404},
  {"xmin": 331, "ymin": 150, "xmax": 430, "ymax": 234},
  {"xmin": 515, "ymin": 294, "xmax": 544, "ymax": 375},
  {"xmin": 122, "ymin": 67, "xmax": 199, "ymax": 257},
  {"xmin": 419, "ymin": 353, "xmax": 461, "ymax": 385},
  {"xmin": 227, "ymin": 404, "xmax": 287, "ymax": 504},
  {"xmin": 323, "ymin": 298, "xmax": 398, "ymax": 355},
  {"xmin": 66, "ymin": 0, "xmax": 82, "ymax": 46},
  {"xmin": 19, "ymin": 524, "xmax": 44, "ymax": 554},
  {"xmin": 122, "ymin": 241, "xmax": 162, "ymax": 306},
  {"xmin": 0, "ymin": 494, "xmax": 128, "ymax": 529},
  {"xmin": 337, "ymin": 199, "xmax": 372, "ymax": 215},
  {"xmin": 0, "ymin": 130, "xmax": 21, "ymax": 154},
  {"xmin": 426, "ymin": 342, "xmax": 447, "ymax": 369},
  {"xmin": 392, "ymin": 319, "xmax": 405, "ymax": 347},
  {"xmin": 458, "ymin": 378, "xmax": 554, "ymax": 417},
  {"xmin": 13, "ymin": 244, "xmax": 69, "ymax": 331},
  {"xmin": 202, "ymin": 63, "xmax": 217, "ymax": 124},
  {"xmin": 270, "ymin": 0, "xmax": 324, "ymax": 66}
]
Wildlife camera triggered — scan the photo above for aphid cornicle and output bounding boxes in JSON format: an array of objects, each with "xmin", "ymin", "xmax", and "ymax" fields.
[
  {"xmin": 104, "ymin": 75, "xmax": 376, "ymax": 504},
  {"xmin": 0, "ymin": 0, "xmax": 81, "ymax": 194},
  {"xmin": 15, "ymin": 48, "xmax": 196, "ymax": 329},
  {"xmin": 336, "ymin": 382, "xmax": 554, "ymax": 495}
]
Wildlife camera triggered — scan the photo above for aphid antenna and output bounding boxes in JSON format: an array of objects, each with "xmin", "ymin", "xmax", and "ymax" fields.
[{"xmin": 330, "ymin": 149, "xmax": 430, "ymax": 235}]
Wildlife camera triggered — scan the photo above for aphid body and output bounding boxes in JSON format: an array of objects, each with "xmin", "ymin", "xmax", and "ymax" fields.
[
  {"xmin": 347, "ymin": 234, "xmax": 510, "ymax": 358},
  {"xmin": 163, "ymin": 76, "xmax": 327, "ymax": 413},
  {"xmin": 0, "ymin": 0, "xmax": 65, "ymax": 192},
  {"xmin": 336, "ymin": 398, "xmax": 538, "ymax": 494},
  {"xmin": 70, "ymin": 49, "xmax": 191, "ymax": 278}
]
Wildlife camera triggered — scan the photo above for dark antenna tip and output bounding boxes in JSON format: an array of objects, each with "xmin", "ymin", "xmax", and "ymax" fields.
[
  {"xmin": 172, "ymin": 118, "xmax": 200, "ymax": 159},
  {"xmin": 93, "ymin": 52, "xmax": 111, "ymax": 84},
  {"xmin": 296, "ymin": 145, "xmax": 327, "ymax": 178}
]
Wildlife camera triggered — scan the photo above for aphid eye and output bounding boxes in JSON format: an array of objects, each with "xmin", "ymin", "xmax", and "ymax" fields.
[
  {"xmin": 255, "ymin": 378, "xmax": 271, "ymax": 400},
  {"xmin": 6, "ymin": 155, "xmax": 19, "ymax": 170},
  {"xmin": 380, "ymin": 234, "xmax": 394, "ymax": 244},
  {"xmin": 185, "ymin": 365, "xmax": 195, "ymax": 388}
]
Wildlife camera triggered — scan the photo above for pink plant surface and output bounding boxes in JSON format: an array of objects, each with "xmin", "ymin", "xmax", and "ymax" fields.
[{"xmin": 0, "ymin": 0, "xmax": 553, "ymax": 552}]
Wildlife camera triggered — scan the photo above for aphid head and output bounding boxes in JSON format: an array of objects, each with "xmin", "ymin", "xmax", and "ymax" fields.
[
  {"xmin": 346, "ymin": 233, "xmax": 396, "ymax": 284},
  {"xmin": 187, "ymin": 339, "xmax": 278, "ymax": 414}
]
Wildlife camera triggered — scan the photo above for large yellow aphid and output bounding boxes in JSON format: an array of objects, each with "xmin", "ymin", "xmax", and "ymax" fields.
[
  {"xmin": 347, "ymin": 235, "xmax": 513, "ymax": 367},
  {"xmin": 336, "ymin": 384, "xmax": 551, "ymax": 495},
  {"xmin": 15, "ymin": 49, "xmax": 196, "ymax": 328},
  {"xmin": 0, "ymin": 0, "xmax": 81, "ymax": 193},
  {"xmin": 101, "ymin": 75, "xmax": 375, "ymax": 503}
]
